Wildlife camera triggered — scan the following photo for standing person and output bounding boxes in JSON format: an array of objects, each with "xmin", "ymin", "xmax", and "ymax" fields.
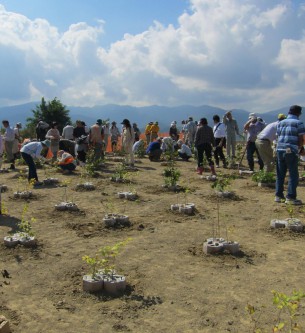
[
  {"xmin": 62, "ymin": 123, "xmax": 74, "ymax": 140},
  {"xmin": 110, "ymin": 121, "xmax": 121, "ymax": 152},
  {"xmin": 169, "ymin": 122, "xmax": 179, "ymax": 142},
  {"xmin": 13, "ymin": 122, "xmax": 22, "ymax": 160},
  {"xmin": 244, "ymin": 113, "xmax": 265, "ymax": 171},
  {"xmin": 2, "ymin": 120, "xmax": 15, "ymax": 169},
  {"xmin": 36, "ymin": 119, "xmax": 49, "ymax": 141},
  {"xmin": 145, "ymin": 122, "xmax": 153, "ymax": 145},
  {"xmin": 121, "ymin": 119, "xmax": 135, "ymax": 166},
  {"xmin": 213, "ymin": 115, "xmax": 227, "ymax": 168},
  {"xmin": 195, "ymin": 118, "xmax": 216, "ymax": 175},
  {"xmin": 89, "ymin": 119, "xmax": 104, "ymax": 161},
  {"xmin": 102, "ymin": 122, "xmax": 110, "ymax": 150},
  {"xmin": 20, "ymin": 140, "xmax": 51, "ymax": 185},
  {"xmin": 222, "ymin": 111, "xmax": 240, "ymax": 160},
  {"xmin": 133, "ymin": 123, "xmax": 141, "ymax": 142},
  {"xmin": 275, "ymin": 105, "xmax": 305, "ymax": 205},
  {"xmin": 46, "ymin": 122, "xmax": 61, "ymax": 161},
  {"xmin": 0, "ymin": 132, "xmax": 3, "ymax": 169},
  {"xmin": 150, "ymin": 122, "xmax": 159, "ymax": 142},
  {"xmin": 73, "ymin": 120, "xmax": 87, "ymax": 164},
  {"xmin": 255, "ymin": 114, "xmax": 286, "ymax": 172},
  {"xmin": 185, "ymin": 117, "xmax": 197, "ymax": 146}
]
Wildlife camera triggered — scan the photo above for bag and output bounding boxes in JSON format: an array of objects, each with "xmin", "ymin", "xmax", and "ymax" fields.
[{"xmin": 76, "ymin": 135, "xmax": 88, "ymax": 144}]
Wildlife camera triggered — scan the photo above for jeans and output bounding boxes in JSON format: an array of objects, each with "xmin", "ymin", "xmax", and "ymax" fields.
[
  {"xmin": 246, "ymin": 141, "xmax": 264, "ymax": 171},
  {"xmin": 21, "ymin": 152, "xmax": 38, "ymax": 182},
  {"xmin": 276, "ymin": 151, "xmax": 299, "ymax": 200}
]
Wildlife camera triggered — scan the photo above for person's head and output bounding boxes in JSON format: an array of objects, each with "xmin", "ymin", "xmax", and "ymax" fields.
[
  {"xmin": 149, "ymin": 121, "xmax": 153, "ymax": 125},
  {"xmin": 188, "ymin": 116, "xmax": 193, "ymax": 121},
  {"xmin": 2, "ymin": 120, "xmax": 9, "ymax": 128},
  {"xmin": 289, "ymin": 105, "xmax": 302, "ymax": 117},
  {"xmin": 81, "ymin": 121, "xmax": 86, "ymax": 127},
  {"xmin": 156, "ymin": 137, "xmax": 163, "ymax": 142},
  {"xmin": 154, "ymin": 121, "xmax": 158, "ymax": 125},
  {"xmin": 121, "ymin": 118, "xmax": 131, "ymax": 128},
  {"xmin": 16, "ymin": 122, "xmax": 22, "ymax": 129},
  {"xmin": 96, "ymin": 119, "xmax": 102, "ymax": 126},
  {"xmin": 111, "ymin": 121, "xmax": 116, "ymax": 126},
  {"xmin": 177, "ymin": 139, "xmax": 183, "ymax": 146},
  {"xmin": 213, "ymin": 115, "xmax": 220, "ymax": 123},
  {"xmin": 226, "ymin": 111, "xmax": 232, "ymax": 120},
  {"xmin": 133, "ymin": 123, "xmax": 137, "ymax": 127},
  {"xmin": 278, "ymin": 113, "xmax": 286, "ymax": 121},
  {"xmin": 248, "ymin": 113, "xmax": 257, "ymax": 123},
  {"xmin": 76, "ymin": 120, "xmax": 82, "ymax": 127},
  {"xmin": 42, "ymin": 139, "xmax": 51, "ymax": 148},
  {"xmin": 199, "ymin": 118, "xmax": 208, "ymax": 125},
  {"xmin": 51, "ymin": 121, "xmax": 58, "ymax": 129},
  {"xmin": 57, "ymin": 150, "xmax": 64, "ymax": 158}
]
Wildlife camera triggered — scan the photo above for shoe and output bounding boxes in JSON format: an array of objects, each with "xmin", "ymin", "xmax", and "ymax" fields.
[
  {"xmin": 274, "ymin": 196, "xmax": 285, "ymax": 203},
  {"xmin": 285, "ymin": 198, "xmax": 303, "ymax": 205},
  {"xmin": 196, "ymin": 167, "xmax": 203, "ymax": 175},
  {"xmin": 33, "ymin": 181, "xmax": 43, "ymax": 187}
]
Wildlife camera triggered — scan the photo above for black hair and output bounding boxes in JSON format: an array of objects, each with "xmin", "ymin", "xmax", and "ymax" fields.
[
  {"xmin": 213, "ymin": 115, "xmax": 220, "ymax": 122},
  {"xmin": 289, "ymin": 105, "xmax": 302, "ymax": 116}
]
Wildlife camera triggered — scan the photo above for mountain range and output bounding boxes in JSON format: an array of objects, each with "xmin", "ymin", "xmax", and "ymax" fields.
[{"xmin": 0, "ymin": 102, "xmax": 302, "ymax": 132}]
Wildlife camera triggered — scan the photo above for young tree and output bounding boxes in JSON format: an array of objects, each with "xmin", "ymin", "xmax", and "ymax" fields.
[{"xmin": 26, "ymin": 97, "xmax": 71, "ymax": 134}]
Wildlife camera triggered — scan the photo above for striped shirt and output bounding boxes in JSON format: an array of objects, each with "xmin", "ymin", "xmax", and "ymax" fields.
[{"xmin": 276, "ymin": 115, "xmax": 305, "ymax": 153}]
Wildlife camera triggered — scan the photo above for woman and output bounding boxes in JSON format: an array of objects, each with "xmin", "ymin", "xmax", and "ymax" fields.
[
  {"xmin": 121, "ymin": 119, "xmax": 135, "ymax": 166},
  {"xmin": 46, "ymin": 122, "xmax": 60, "ymax": 161},
  {"xmin": 20, "ymin": 140, "xmax": 51, "ymax": 185},
  {"xmin": 110, "ymin": 121, "xmax": 121, "ymax": 152},
  {"xmin": 57, "ymin": 150, "xmax": 76, "ymax": 174}
]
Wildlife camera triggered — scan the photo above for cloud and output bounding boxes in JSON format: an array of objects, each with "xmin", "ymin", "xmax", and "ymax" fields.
[{"xmin": 0, "ymin": 1, "xmax": 305, "ymax": 112}]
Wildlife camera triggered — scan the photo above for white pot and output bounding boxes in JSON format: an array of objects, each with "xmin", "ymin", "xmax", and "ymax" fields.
[
  {"xmin": 270, "ymin": 219, "xmax": 288, "ymax": 229},
  {"xmin": 82, "ymin": 275, "xmax": 103, "ymax": 293},
  {"xmin": 3, "ymin": 236, "xmax": 19, "ymax": 248},
  {"xmin": 19, "ymin": 235, "xmax": 37, "ymax": 247},
  {"xmin": 178, "ymin": 205, "xmax": 193, "ymax": 215},
  {"xmin": 102, "ymin": 275, "xmax": 126, "ymax": 295},
  {"xmin": 223, "ymin": 241, "xmax": 240, "ymax": 254},
  {"xmin": 203, "ymin": 241, "xmax": 224, "ymax": 254}
]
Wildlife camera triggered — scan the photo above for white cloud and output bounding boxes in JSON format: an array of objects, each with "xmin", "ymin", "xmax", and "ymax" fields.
[{"xmin": 0, "ymin": 1, "xmax": 305, "ymax": 112}]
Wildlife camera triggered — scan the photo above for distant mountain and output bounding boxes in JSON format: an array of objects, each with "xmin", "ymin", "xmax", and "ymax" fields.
[{"xmin": 1, "ymin": 102, "xmax": 303, "ymax": 132}]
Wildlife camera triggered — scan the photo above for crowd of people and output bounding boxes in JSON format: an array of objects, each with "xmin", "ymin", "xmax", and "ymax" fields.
[{"xmin": 0, "ymin": 104, "xmax": 304, "ymax": 203}]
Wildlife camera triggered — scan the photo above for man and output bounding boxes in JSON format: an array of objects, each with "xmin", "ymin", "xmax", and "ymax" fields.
[
  {"xmin": 146, "ymin": 137, "xmax": 163, "ymax": 161},
  {"xmin": 275, "ymin": 105, "xmax": 305, "ymax": 205},
  {"xmin": 2, "ymin": 120, "xmax": 15, "ymax": 169},
  {"xmin": 255, "ymin": 114, "xmax": 286, "ymax": 172},
  {"xmin": 213, "ymin": 115, "xmax": 227, "ymax": 168},
  {"xmin": 0, "ymin": 131, "xmax": 3, "ymax": 169},
  {"xmin": 13, "ymin": 122, "xmax": 22, "ymax": 160},
  {"xmin": 195, "ymin": 118, "xmax": 216, "ymax": 175},
  {"xmin": 145, "ymin": 122, "xmax": 153, "ymax": 145},
  {"xmin": 244, "ymin": 113, "xmax": 265, "ymax": 171},
  {"xmin": 36, "ymin": 119, "xmax": 49, "ymax": 141},
  {"xmin": 62, "ymin": 123, "xmax": 74, "ymax": 140},
  {"xmin": 177, "ymin": 140, "xmax": 192, "ymax": 161},
  {"xmin": 89, "ymin": 119, "xmax": 104, "ymax": 161},
  {"xmin": 222, "ymin": 111, "xmax": 240, "ymax": 160},
  {"xmin": 150, "ymin": 121, "xmax": 159, "ymax": 142},
  {"xmin": 185, "ymin": 117, "xmax": 197, "ymax": 146}
]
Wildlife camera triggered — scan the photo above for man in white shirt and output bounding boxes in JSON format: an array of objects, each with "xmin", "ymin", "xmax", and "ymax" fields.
[
  {"xmin": 213, "ymin": 115, "xmax": 227, "ymax": 168},
  {"xmin": 2, "ymin": 120, "xmax": 15, "ymax": 169},
  {"xmin": 62, "ymin": 123, "xmax": 74, "ymax": 140}
]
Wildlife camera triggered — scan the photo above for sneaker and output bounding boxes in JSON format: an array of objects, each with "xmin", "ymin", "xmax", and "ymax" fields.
[
  {"xmin": 285, "ymin": 198, "xmax": 303, "ymax": 205},
  {"xmin": 274, "ymin": 196, "xmax": 285, "ymax": 203},
  {"xmin": 33, "ymin": 181, "xmax": 43, "ymax": 187}
]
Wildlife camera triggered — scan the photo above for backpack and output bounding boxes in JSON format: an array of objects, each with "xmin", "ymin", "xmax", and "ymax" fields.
[{"xmin": 76, "ymin": 135, "xmax": 88, "ymax": 144}]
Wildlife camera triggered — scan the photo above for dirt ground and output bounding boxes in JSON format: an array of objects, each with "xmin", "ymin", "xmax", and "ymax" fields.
[{"xmin": 1, "ymin": 154, "xmax": 305, "ymax": 333}]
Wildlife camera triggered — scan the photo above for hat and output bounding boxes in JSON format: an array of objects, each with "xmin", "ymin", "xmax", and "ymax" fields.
[
  {"xmin": 121, "ymin": 119, "xmax": 130, "ymax": 125},
  {"xmin": 42, "ymin": 139, "xmax": 51, "ymax": 147},
  {"xmin": 96, "ymin": 119, "xmax": 102, "ymax": 125},
  {"xmin": 16, "ymin": 122, "xmax": 22, "ymax": 128},
  {"xmin": 278, "ymin": 113, "xmax": 286, "ymax": 120},
  {"xmin": 111, "ymin": 121, "xmax": 116, "ymax": 125},
  {"xmin": 149, "ymin": 121, "xmax": 153, "ymax": 125},
  {"xmin": 248, "ymin": 113, "xmax": 257, "ymax": 119},
  {"xmin": 155, "ymin": 121, "xmax": 158, "ymax": 125}
]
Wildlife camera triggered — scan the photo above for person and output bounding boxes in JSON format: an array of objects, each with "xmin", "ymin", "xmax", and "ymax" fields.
[
  {"xmin": 169, "ymin": 122, "xmax": 179, "ymax": 141},
  {"xmin": 110, "ymin": 121, "xmax": 121, "ymax": 152},
  {"xmin": 133, "ymin": 139, "xmax": 144, "ymax": 154},
  {"xmin": 133, "ymin": 123, "xmax": 141, "ymax": 142},
  {"xmin": 0, "ymin": 133, "xmax": 3, "ymax": 169},
  {"xmin": 20, "ymin": 139, "xmax": 51, "ymax": 185},
  {"xmin": 213, "ymin": 115, "xmax": 227, "ymax": 168},
  {"xmin": 145, "ymin": 122, "xmax": 153, "ymax": 144},
  {"xmin": 46, "ymin": 122, "xmax": 61, "ymax": 161},
  {"xmin": 195, "ymin": 118, "xmax": 216, "ymax": 175},
  {"xmin": 2, "ymin": 120, "xmax": 15, "ymax": 169},
  {"xmin": 102, "ymin": 122, "xmax": 110, "ymax": 150},
  {"xmin": 13, "ymin": 123, "xmax": 22, "ymax": 160},
  {"xmin": 244, "ymin": 113, "xmax": 265, "ymax": 171},
  {"xmin": 89, "ymin": 119, "xmax": 104, "ymax": 161},
  {"xmin": 255, "ymin": 114, "xmax": 286, "ymax": 172},
  {"xmin": 222, "ymin": 111, "xmax": 240, "ymax": 160},
  {"xmin": 185, "ymin": 117, "xmax": 197, "ymax": 146},
  {"xmin": 150, "ymin": 122, "xmax": 159, "ymax": 142},
  {"xmin": 62, "ymin": 123, "xmax": 74, "ymax": 140},
  {"xmin": 146, "ymin": 137, "xmax": 163, "ymax": 161},
  {"xmin": 56, "ymin": 150, "xmax": 77, "ymax": 174},
  {"xmin": 275, "ymin": 105, "xmax": 305, "ymax": 205},
  {"xmin": 36, "ymin": 119, "xmax": 49, "ymax": 141},
  {"xmin": 73, "ymin": 120, "xmax": 88, "ymax": 164},
  {"xmin": 121, "ymin": 119, "xmax": 135, "ymax": 166},
  {"xmin": 161, "ymin": 136, "xmax": 175, "ymax": 154},
  {"xmin": 177, "ymin": 139, "xmax": 192, "ymax": 161}
]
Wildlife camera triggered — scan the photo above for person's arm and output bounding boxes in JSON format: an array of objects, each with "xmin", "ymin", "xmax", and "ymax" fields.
[{"xmin": 244, "ymin": 119, "xmax": 252, "ymax": 131}]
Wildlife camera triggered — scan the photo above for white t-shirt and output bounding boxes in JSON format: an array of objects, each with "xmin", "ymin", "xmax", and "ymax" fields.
[{"xmin": 213, "ymin": 122, "xmax": 226, "ymax": 138}]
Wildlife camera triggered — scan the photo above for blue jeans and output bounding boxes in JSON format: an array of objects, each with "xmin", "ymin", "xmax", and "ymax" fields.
[
  {"xmin": 275, "ymin": 151, "xmax": 299, "ymax": 199},
  {"xmin": 246, "ymin": 141, "xmax": 264, "ymax": 171}
]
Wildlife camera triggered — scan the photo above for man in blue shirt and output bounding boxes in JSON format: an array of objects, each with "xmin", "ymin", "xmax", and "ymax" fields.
[
  {"xmin": 146, "ymin": 137, "xmax": 162, "ymax": 161},
  {"xmin": 275, "ymin": 105, "xmax": 305, "ymax": 205}
]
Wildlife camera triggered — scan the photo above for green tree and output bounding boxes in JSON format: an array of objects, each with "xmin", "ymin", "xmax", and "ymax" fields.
[{"xmin": 26, "ymin": 97, "xmax": 71, "ymax": 135}]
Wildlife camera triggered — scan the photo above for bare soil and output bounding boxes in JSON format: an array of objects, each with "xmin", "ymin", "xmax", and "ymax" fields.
[{"xmin": 1, "ymin": 156, "xmax": 305, "ymax": 333}]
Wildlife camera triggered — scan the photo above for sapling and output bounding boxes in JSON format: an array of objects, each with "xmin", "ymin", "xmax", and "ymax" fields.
[
  {"xmin": 18, "ymin": 204, "xmax": 36, "ymax": 238},
  {"xmin": 82, "ymin": 254, "xmax": 102, "ymax": 280}
]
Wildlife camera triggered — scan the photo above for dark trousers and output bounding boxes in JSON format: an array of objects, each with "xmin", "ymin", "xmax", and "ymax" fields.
[
  {"xmin": 214, "ymin": 138, "xmax": 226, "ymax": 166},
  {"xmin": 246, "ymin": 141, "xmax": 264, "ymax": 171},
  {"xmin": 21, "ymin": 152, "xmax": 38, "ymax": 182},
  {"xmin": 196, "ymin": 143, "xmax": 214, "ymax": 167},
  {"xmin": 178, "ymin": 152, "xmax": 190, "ymax": 161},
  {"xmin": 60, "ymin": 163, "xmax": 76, "ymax": 171}
]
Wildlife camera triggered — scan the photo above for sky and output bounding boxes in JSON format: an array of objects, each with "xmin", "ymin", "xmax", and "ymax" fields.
[{"xmin": 0, "ymin": 0, "xmax": 305, "ymax": 113}]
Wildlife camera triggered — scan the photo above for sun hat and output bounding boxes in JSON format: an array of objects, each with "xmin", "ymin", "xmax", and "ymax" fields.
[
  {"xmin": 121, "ymin": 119, "xmax": 130, "ymax": 125},
  {"xmin": 248, "ymin": 113, "xmax": 257, "ymax": 119},
  {"xmin": 96, "ymin": 119, "xmax": 102, "ymax": 125},
  {"xmin": 278, "ymin": 113, "xmax": 286, "ymax": 120},
  {"xmin": 42, "ymin": 139, "xmax": 51, "ymax": 147}
]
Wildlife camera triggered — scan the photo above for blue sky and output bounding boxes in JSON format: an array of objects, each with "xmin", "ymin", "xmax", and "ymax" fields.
[{"xmin": 0, "ymin": 0, "xmax": 305, "ymax": 112}]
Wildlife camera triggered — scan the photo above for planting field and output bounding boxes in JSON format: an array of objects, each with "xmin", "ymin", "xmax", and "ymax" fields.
[{"xmin": 1, "ymin": 155, "xmax": 305, "ymax": 332}]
